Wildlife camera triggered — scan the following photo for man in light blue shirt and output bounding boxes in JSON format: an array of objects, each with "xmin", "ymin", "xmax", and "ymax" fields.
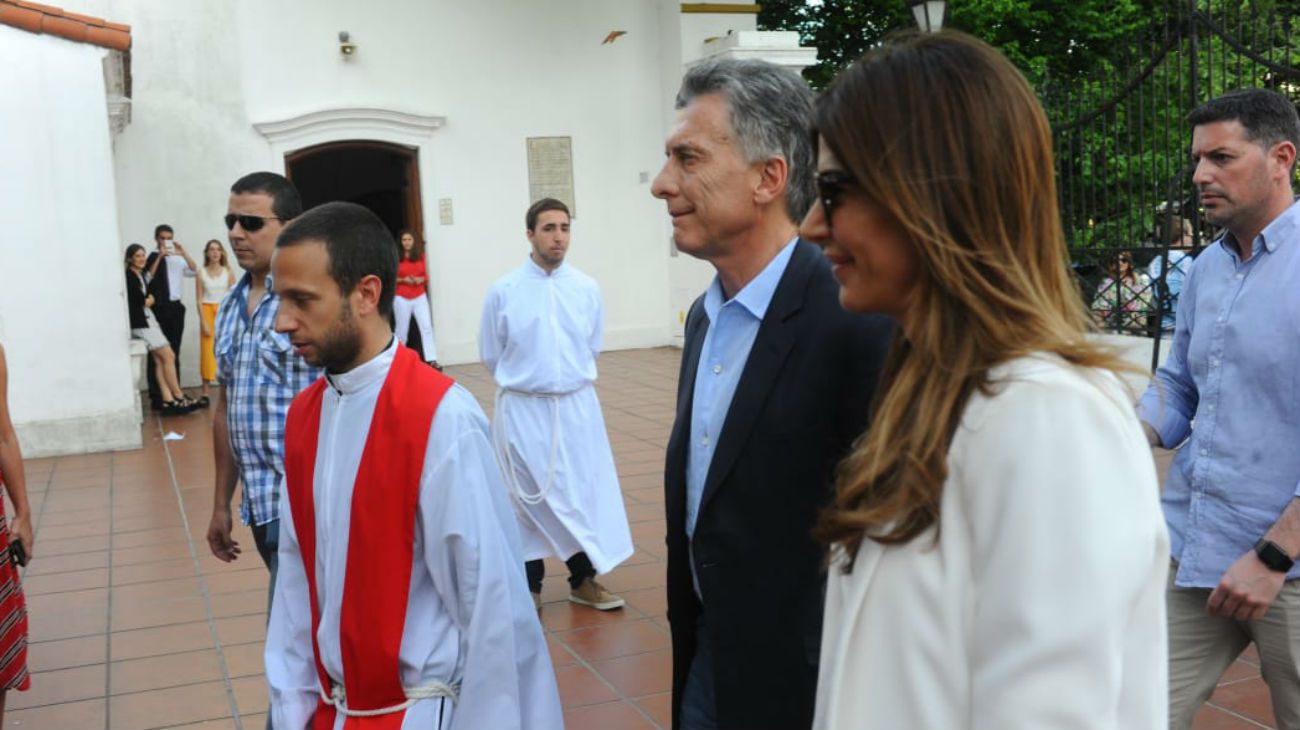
[
  {"xmin": 681, "ymin": 238, "xmax": 796, "ymax": 551},
  {"xmin": 1137, "ymin": 89, "xmax": 1300, "ymax": 730},
  {"xmin": 1148, "ymin": 216, "xmax": 1195, "ymax": 333}
]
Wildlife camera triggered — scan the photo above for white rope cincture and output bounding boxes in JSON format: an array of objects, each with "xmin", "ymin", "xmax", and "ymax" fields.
[
  {"xmin": 321, "ymin": 680, "xmax": 460, "ymax": 718},
  {"xmin": 493, "ymin": 387, "xmax": 570, "ymax": 506}
]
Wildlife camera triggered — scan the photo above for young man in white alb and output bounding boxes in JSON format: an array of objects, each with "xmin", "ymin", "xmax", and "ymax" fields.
[{"xmin": 479, "ymin": 198, "xmax": 634, "ymax": 611}]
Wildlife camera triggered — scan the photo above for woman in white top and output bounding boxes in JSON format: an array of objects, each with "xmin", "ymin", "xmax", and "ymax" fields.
[
  {"xmin": 797, "ymin": 31, "xmax": 1170, "ymax": 730},
  {"xmin": 196, "ymin": 239, "xmax": 235, "ymax": 407}
]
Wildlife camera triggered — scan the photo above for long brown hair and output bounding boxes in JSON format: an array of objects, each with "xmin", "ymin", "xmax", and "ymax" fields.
[
  {"xmin": 813, "ymin": 31, "xmax": 1133, "ymax": 567},
  {"xmin": 203, "ymin": 239, "xmax": 229, "ymax": 269},
  {"xmin": 397, "ymin": 229, "xmax": 424, "ymax": 262}
]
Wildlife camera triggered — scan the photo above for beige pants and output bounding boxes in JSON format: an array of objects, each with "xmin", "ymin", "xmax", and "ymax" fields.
[{"xmin": 1167, "ymin": 562, "xmax": 1300, "ymax": 730}]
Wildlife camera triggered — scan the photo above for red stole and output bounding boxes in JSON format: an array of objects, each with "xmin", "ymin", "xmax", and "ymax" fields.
[{"xmin": 284, "ymin": 345, "xmax": 454, "ymax": 730}]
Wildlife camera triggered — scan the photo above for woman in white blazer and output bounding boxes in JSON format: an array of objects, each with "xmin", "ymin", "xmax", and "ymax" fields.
[{"xmin": 797, "ymin": 31, "xmax": 1170, "ymax": 730}]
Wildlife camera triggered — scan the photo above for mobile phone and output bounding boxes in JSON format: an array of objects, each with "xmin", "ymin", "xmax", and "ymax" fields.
[
  {"xmin": 9, "ymin": 539, "xmax": 26, "ymax": 568},
  {"xmin": 164, "ymin": 241, "xmax": 176, "ymax": 255}
]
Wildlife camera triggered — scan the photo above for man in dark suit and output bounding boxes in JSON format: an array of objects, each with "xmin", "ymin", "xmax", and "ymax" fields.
[
  {"xmin": 144, "ymin": 224, "xmax": 197, "ymax": 408},
  {"xmin": 650, "ymin": 58, "xmax": 893, "ymax": 730}
]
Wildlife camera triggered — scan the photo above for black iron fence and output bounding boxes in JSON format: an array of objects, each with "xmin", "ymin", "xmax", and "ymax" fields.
[{"xmin": 1044, "ymin": 0, "xmax": 1299, "ymax": 368}]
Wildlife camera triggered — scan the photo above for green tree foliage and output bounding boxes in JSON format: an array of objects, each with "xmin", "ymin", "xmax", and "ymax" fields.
[
  {"xmin": 758, "ymin": 0, "xmax": 1157, "ymax": 90},
  {"xmin": 759, "ymin": 0, "xmax": 1300, "ymax": 253}
]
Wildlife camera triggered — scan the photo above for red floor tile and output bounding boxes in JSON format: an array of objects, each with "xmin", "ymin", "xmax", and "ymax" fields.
[
  {"xmin": 555, "ymin": 662, "xmax": 620, "ymax": 708},
  {"xmin": 1193, "ymin": 704, "xmax": 1272, "ymax": 730},
  {"xmin": 1209, "ymin": 676, "xmax": 1278, "ymax": 728},
  {"xmin": 561, "ymin": 619, "xmax": 670, "ymax": 663},
  {"xmin": 564, "ymin": 700, "xmax": 661, "ymax": 730},
  {"xmin": 592, "ymin": 649, "xmax": 673, "ymax": 697},
  {"xmin": 636, "ymin": 691, "xmax": 673, "ymax": 728}
]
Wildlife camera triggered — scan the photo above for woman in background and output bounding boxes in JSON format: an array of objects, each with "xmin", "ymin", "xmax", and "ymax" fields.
[
  {"xmin": 799, "ymin": 31, "xmax": 1169, "ymax": 730},
  {"xmin": 0, "ymin": 342, "xmax": 35, "ymax": 721},
  {"xmin": 125, "ymin": 244, "xmax": 194, "ymax": 414},
  {"xmin": 394, "ymin": 229, "xmax": 441, "ymax": 370},
  {"xmin": 1092, "ymin": 251, "xmax": 1154, "ymax": 333},
  {"xmin": 196, "ymin": 239, "xmax": 235, "ymax": 407}
]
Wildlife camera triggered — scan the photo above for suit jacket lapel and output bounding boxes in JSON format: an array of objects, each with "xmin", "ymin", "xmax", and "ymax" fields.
[
  {"xmin": 666, "ymin": 303, "xmax": 708, "ymax": 506},
  {"xmin": 698, "ymin": 241, "xmax": 816, "ymax": 515}
]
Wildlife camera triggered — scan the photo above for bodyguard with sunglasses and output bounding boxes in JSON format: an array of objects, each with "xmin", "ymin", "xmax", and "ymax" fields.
[
  {"xmin": 651, "ymin": 58, "xmax": 893, "ymax": 730},
  {"xmin": 206, "ymin": 173, "xmax": 321, "ymax": 665}
]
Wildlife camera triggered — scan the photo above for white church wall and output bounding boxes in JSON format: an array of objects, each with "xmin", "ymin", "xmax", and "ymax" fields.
[
  {"xmin": 101, "ymin": 0, "xmax": 277, "ymax": 388},
  {"xmin": 92, "ymin": 0, "xmax": 697, "ymax": 374},
  {"xmin": 0, "ymin": 25, "xmax": 140, "ymax": 457},
  {"xmin": 236, "ymin": 0, "xmax": 684, "ymax": 364},
  {"xmin": 92, "ymin": 0, "xmax": 791, "ymax": 377},
  {"xmin": 658, "ymin": 1, "xmax": 717, "ymax": 345}
]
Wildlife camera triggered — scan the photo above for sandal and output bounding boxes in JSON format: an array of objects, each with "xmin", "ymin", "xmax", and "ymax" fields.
[
  {"xmin": 161, "ymin": 400, "xmax": 188, "ymax": 416},
  {"xmin": 196, "ymin": 396, "xmax": 211, "ymax": 409}
]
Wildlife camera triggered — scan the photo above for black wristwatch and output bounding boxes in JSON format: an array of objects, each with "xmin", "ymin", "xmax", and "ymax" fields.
[{"xmin": 1254, "ymin": 539, "xmax": 1295, "ymax": 573}]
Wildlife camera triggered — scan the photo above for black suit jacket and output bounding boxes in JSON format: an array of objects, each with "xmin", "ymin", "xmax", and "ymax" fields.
[
  {"xmin": 125, "ymin": 269, "xmax": 150, "ymax": 330},
  {"xmin": 665, "ymin": 240, "xmax": 894, "ymax": 730},
  {"xmin": 144, "ymin": 252, "xmax": 183, "ymax": 310}
]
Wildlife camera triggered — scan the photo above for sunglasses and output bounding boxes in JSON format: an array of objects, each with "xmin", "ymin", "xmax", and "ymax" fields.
[
  {"xmin": 815, "ymin": 169, "xmax": 858, "ymax": 226},
  {"xmin": 224, "ymin": 213, "xmax": 283, "ymax": 232}
]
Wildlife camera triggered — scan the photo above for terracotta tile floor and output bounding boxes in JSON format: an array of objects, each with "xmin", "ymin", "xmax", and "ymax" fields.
[{"xmin": 9, "ymin": 347, "xmax": 1278, "ymax": 729}]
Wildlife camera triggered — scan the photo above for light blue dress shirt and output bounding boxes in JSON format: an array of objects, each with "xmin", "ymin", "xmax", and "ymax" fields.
[
  {"xmin": 1149, "ymin": 250, "xmax": 1194, "ymax": 332},
  {"xmin": 685, "ymin": 239, "xmax": 797, "ymax": 545},
  {"xmin": 1138, "ymin": 199, "xmax": 1300, "ymax": 587}
]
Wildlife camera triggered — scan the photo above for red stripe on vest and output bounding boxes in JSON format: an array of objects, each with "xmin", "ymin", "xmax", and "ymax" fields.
[{"xmin": 284, "ymin": 345, "xmax": 455, "ymax": 730}]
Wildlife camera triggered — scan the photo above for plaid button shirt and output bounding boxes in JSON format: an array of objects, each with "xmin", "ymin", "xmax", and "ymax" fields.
[{"xmin": 215, "ymin": 273, "xmax": 322, "ymax": 526}]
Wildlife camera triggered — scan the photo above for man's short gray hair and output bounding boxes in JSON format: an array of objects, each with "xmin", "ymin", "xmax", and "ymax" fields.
[{"xmin": 676, "ymin": 58, "xmax": 816, "ymax": 222}]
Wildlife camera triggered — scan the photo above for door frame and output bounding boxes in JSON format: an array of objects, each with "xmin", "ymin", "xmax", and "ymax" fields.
[{"xmin": 284, "ymin": 140, "xmax": 425, "ymax": 241}]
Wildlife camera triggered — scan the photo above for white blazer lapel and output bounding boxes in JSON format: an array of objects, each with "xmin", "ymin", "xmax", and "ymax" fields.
[{"xmin": 817, "ymin": 541, "xmax": 886, "ymax": 730}]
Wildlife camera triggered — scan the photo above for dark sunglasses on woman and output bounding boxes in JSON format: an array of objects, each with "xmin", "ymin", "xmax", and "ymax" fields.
[{"xmin": 816, "ymin": 169, "xmax": 858, "ymax": 227}]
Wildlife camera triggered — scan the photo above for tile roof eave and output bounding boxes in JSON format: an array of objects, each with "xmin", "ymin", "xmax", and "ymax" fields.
[{"xmin": 0, "ymin": 0, "xmax": 131, "ymax": 52}]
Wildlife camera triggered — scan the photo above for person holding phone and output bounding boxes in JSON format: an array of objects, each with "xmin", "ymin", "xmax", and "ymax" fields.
[
  {"xmin": 144, "ymin": 224, "xmax": 197, "ymax": 409},
  {"xmin": 0, "ymin": 342, "xmax": 34, "ymax": 719}
]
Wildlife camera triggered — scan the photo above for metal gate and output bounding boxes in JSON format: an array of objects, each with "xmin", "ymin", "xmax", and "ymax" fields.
[{"xmin": 1044, "ymin": 0, "xmax": 1298, "ymax": 368}]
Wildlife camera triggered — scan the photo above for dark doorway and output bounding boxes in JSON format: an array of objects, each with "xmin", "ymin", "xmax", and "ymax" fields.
[
  {"xmin": 286, "ymin": 140, "xmax": 424, "ymax": 238},
  {"xmin": 286, "ymin": 141, "xmax": 430, "ymax": 357}
]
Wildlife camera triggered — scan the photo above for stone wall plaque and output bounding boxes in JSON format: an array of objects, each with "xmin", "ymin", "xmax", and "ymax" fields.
[{"xmin": 526, "ymin": 136, "xmax": 576, "ymax": 217}]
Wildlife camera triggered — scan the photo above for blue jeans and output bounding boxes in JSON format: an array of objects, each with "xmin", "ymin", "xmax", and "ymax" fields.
[
  {"xmin": 251, "ymin": 519, "xmax": 279, "ymax": 617},
  {"xmin": 680, "ymin": 615, "xmax": 718, "ymax": 730}
]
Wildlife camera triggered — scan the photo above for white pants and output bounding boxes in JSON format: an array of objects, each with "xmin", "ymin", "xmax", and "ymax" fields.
[{"xmin": 394, "ymin": 294, "xmax": 438, "ymax": 361}]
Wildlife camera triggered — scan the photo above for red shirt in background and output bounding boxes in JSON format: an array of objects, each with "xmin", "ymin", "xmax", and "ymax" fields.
[{"xmin": 396, "ymin": 257, "xmax": 427, "ymax": 299}]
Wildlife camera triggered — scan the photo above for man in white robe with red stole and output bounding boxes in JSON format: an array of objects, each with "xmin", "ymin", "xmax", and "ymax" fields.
[
  {"xmin": 264, "ymin": 201, "xmax": 563, "ymax": 730},
  {"xmin": 479, "ymin": 198, "xmax": 634, "ymax": 611}
]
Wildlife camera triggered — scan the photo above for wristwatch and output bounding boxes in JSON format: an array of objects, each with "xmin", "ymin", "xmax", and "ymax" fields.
[{"xmin": 1254, "ymin": 539, "xmax": 1295, "ymax": 573}]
